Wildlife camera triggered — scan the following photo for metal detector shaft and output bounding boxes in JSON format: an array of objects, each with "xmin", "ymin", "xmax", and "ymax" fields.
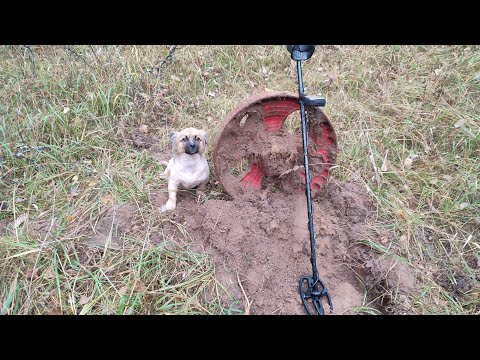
[
  {"xmin": 296, "ymin": 59, "xmax": 333, "ymax": 315},
  {"xmin": 296, "ymin": 60, "xmax": 318, "ymax": 282}
]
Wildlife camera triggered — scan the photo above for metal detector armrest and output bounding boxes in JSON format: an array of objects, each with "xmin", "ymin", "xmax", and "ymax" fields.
[{"xmin": 301, "ymin": 95, "xmax": 326, "ymax": 107}]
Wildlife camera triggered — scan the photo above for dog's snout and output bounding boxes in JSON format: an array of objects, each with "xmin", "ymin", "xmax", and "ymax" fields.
[{"xmin": 185, "ymin": 140, "xmax": 199, "ymax": 154}]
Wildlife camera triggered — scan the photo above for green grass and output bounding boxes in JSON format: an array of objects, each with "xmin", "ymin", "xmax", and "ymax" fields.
[{"xmin": 1, "ymin": 45, "xmax": 479, "ymax": 314}]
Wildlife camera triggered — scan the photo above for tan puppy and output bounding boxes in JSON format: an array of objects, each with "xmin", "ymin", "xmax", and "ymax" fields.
[{"xmin": 160, "ymin": 127, "xmax": 209, "ymax": 212}]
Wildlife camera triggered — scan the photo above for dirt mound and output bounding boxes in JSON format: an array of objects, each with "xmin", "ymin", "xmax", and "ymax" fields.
[
  {"xmin": 146, "ymin": 180, "xmax": 396, "ymax": 314},
  {"xmin": 187, "ymin": 184, "xmax": 369, "ymax": 314}
]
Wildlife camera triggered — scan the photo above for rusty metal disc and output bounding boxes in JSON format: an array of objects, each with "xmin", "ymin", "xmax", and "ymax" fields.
[{"xmin": 213, "ymin": 91, "xmax": 337, "ymax": 199}]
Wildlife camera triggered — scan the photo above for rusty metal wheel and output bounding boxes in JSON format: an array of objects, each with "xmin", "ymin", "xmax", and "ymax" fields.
[{"xmin": 213, "ymin": 91, "xmax": 337, "ymax": 199}]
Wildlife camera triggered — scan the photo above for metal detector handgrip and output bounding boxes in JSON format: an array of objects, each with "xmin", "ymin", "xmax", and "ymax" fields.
[
  {"xmin": 287, "ymin": 45, "xmax": 316, "ymax": 61},
  {"xmin": 301, "ymin": 95, "xmax": 326, "ymax": 107}
]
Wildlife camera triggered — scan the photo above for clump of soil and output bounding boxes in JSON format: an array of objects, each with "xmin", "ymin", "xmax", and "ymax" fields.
[
  {"xmin": 72, "ymin": 111, "xmax": 417, "ymax": 314},
  {"xmin": 0, "ymin": 218, "xmax": 10, "ymax": 235},
  {"xmin": 251, "ymin": 129, "xmax": 303, "ymax": 179}
]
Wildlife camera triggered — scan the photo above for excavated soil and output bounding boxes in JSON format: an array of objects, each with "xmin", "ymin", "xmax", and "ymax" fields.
[
  {"xmin": 182, "ymin": 182, "xmax": 371, "ymax": 315},
  {"xmin": 147, "ymin": 180, "xmax": 417, "ymax": 315}
]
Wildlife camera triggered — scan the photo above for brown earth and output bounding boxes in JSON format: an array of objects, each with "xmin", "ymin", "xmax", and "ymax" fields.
[
  {"xmin": 180, "ymin": 182, "xmax": 369, "ymax": 315},
  {"xmin": 147, "ymin": 179, "xmax": 417, "ymax": 314}
]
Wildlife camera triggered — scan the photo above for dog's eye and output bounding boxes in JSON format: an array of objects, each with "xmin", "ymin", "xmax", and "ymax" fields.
[
  {"xmin": 194, "ymin": 136, "xmax": 200, "ymax": 142},
  {"xmin": 181, "ymin": 137, "xmax": 188, "ymax": 142}
]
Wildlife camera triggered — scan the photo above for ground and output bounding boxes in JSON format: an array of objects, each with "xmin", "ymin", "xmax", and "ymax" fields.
[{"xmin": 0, "ymin": 45, "xmax": 479, "ymax": 315}]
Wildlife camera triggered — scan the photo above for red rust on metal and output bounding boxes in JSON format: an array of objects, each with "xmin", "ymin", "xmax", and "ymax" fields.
[
  {"xmin": 240, "ymin": 163, "xmax": 264, "ymax": 189},
  {"xmin": 263, "ymin": 99, "xmax": 300, "ymax": 132}
]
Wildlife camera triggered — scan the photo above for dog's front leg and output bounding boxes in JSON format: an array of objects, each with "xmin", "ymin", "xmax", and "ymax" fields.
[{"xmin": 161, "ymin": 179, "xmax": 178, "ymax": 212}]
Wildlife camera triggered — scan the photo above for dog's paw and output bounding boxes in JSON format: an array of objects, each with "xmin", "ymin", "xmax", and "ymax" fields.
[
  {"xmin": 160, "ymin": 201, "xmax": 176, "ymax": 212},
  {"xmin": 160, "ymin": 205, "xmax": 170, "ymax": 212}
]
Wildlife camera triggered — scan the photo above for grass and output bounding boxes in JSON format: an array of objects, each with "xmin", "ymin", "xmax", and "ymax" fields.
[{"xmin": 1, "ymin": 45, "xmax": 479, "ymax": 314}]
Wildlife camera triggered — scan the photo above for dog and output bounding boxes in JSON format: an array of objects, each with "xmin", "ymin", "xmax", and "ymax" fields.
[{"xmin": 159, "ymin": 127, "xmax": 209, "ymax": 212}]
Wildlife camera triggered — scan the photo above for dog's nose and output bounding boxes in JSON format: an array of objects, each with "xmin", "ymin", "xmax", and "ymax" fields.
[{"xmin": 189, "ymin": 143, "xmax": 196, "ymax": 149}]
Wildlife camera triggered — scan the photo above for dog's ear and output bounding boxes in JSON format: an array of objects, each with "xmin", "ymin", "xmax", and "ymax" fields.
[
  {"xmin": 169, "ymin": 131, "xmax": 178, "ymax": 151},
  {"xmin": 200, "ymin": 130, "xmax": 208, "ymax": 146},
  {"xmin": 169, "ymin": 131, "xmax": 178, "ymax": 144}
]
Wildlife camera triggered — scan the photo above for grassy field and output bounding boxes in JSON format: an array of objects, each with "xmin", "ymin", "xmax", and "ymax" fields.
[{"xmin": 0, "ymin": 45, "xmax": 479, "ymax": 315}]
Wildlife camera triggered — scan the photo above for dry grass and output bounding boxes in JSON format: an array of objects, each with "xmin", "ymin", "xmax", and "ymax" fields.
[{"xmin": 0, "ymin": 45, "xmax": 479, "ymax": 314}]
